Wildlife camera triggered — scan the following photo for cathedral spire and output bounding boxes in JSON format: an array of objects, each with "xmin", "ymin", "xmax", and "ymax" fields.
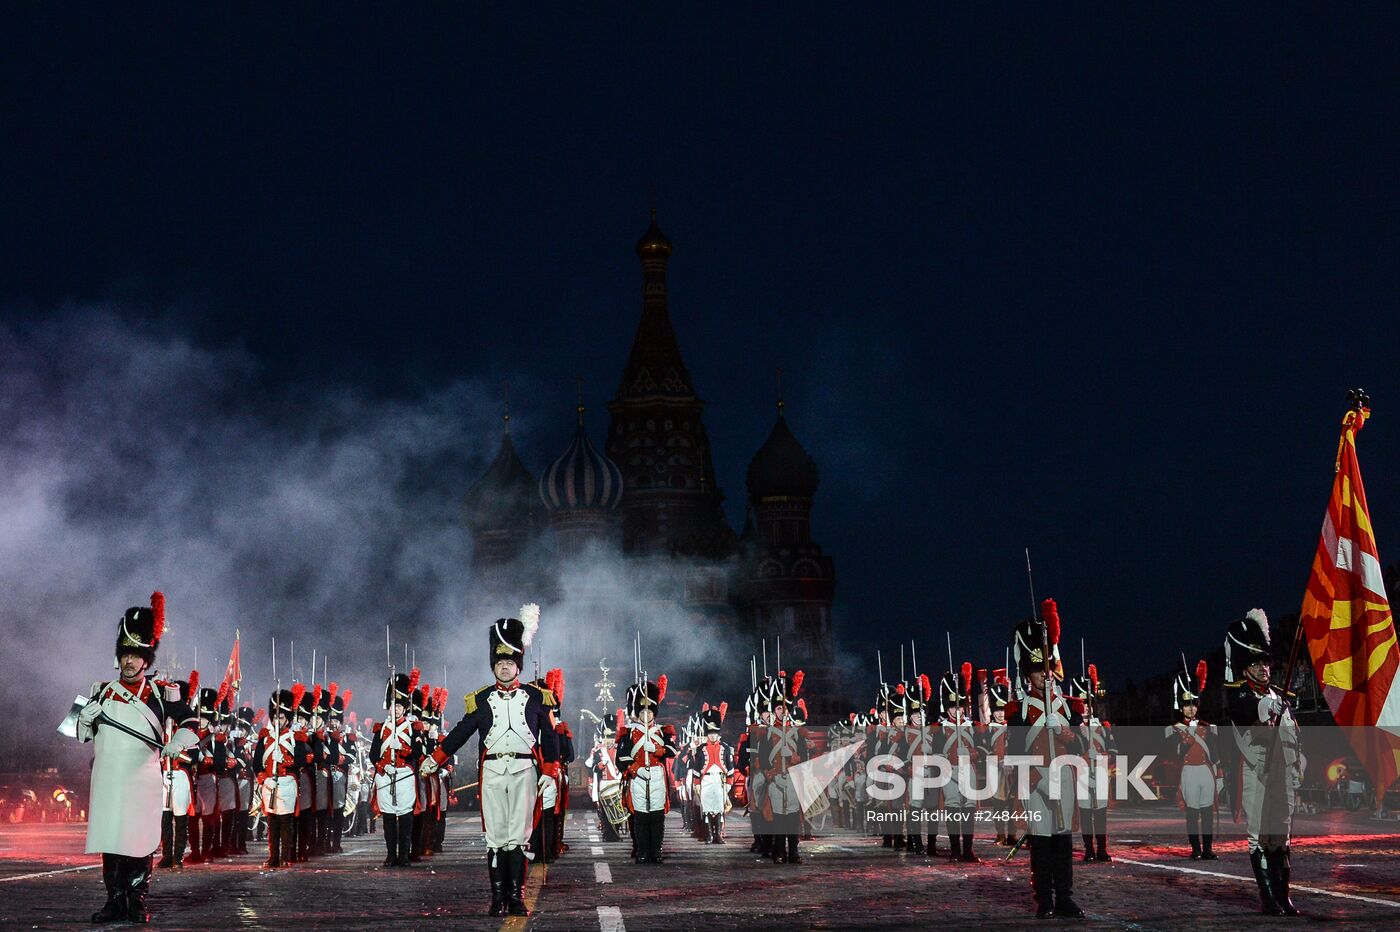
[{"xmin": 616, "ymin": 210, "xmax": 695, "ymax": 400}]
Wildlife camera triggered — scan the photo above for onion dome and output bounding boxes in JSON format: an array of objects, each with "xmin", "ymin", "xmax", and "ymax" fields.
[
  {"xmin": 462, "ymin": 431, "xmax": 538, "ymax": 532},
  {"xmin": 746, "ymin": 411, "xmax": 819, "ymax": 501},
  {"xmin": 540, "ymin": 408, "xmax": 624, "ymax": 512},
  {"xmin": 635, "ymin": 208, "xmax": 673, "ymax": 259}
]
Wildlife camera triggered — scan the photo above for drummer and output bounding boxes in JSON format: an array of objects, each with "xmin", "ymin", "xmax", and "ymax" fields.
[{"xmin": 589, "ymin": 712, "xmax": 627, "ymax": 841}]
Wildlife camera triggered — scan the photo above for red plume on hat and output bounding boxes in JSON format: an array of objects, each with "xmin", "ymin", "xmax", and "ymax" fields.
[
  {"xmin": 656, "ymin": 674, "xmax": 667, "ymax": 703},
  {"xmin": 615, "ymin": 709, "xmax": 625, "ymax": 735},
  {"xmin": 342, "ymin": 690, "xmax": 353, "ymax": 706},
  {"xmin": 1041, "ymin": 598, "xmax": 1061, "ymax": 646},
  {"xmin": 407, "ymin": 668, "xmax": 420, "ymax": 695},
  {"xmin": 719, "ymin": 701, "xmax": 728, "ymax": 723},
  {"xmin": 702, "ymin": 702, "xmax": 710, "ymax": 712},
  {"xmin": 977, "ymin": 668, "xmax": 989, "ymax": 685},
  {"xmin": 961, "ymin": 662, "xmax": 973, "ymax": 691},
  {"xmin": 437, "ymin": 687, "xmax": 450, "ymax": 712},
  {"xmin": 312, "ymin": 684, "xmax": 322, "ymax": 708},
  {"xmin": 797, "ymin": 698, "xmax": 808, "ymax": 718},
  {"xmin": 918, "ymin": 673, "xmax": 931, "ymax": 702},
  {"xmin": 1195, "ymin": 660, "xmax": 1208, "ymax": 694},
  {"xmin": 347, "ymin": 711, "xmax": 358, "ymax": 726},
  {"xmin": 290, "ymin": 683, "xmax": 305, "ymax": 711},
  {"xmin": 253, "ymin": 707, "xmax": 266, "ymax": 727},
  {"xmin": 792, "ymin": 670, "xmax": 804, "ymax": 697},
  {"xmin": 216, "ymin": 681, "xmax": 230, "ymax": 710},
  {"xmin": 328, "ymin": 682, "xmax": 339, "ymax": 704},
  {"xmin": 895, "ymin": 682, "xmax": 905, "ymax": 695},
  {"xmin": 188, "ymin": 669, "xmax": 200, "ymax": 695},
  {"xmin": 150, "ymin": 591, "xmax": 166, "ymax": 643},
  {"xmin": 1088, "ymin": 663, "xmax": 1099, "ymax": 693}
]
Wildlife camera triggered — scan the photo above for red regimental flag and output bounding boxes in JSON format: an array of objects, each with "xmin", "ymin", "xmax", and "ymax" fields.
[
  {"xmin": 220, "ymin": 637, "xmax": 242, "ymax": 697},
  {"xmin": 1300, "ymin": 406, "xmax": 1400, "ymax": 789}
]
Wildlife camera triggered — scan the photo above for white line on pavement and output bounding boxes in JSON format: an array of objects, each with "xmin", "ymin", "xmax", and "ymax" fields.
[
  {"xmin": 594, "ymin": 861, "xmax": 613, "ymax": 883},
  {"xmin": 1116, "ymin": 857, "xmax": 1400, "ymax": 908},
  {"xmin": 598, "ymin": 905, "xmax": 626, "ymax": 931},
  {"xmin": 591, "ymin": 846, "xmax": 604, "ymax": 856},
  {"xmin": 0, "ymin": 864, "xmax": 99, "ymax": 883}
]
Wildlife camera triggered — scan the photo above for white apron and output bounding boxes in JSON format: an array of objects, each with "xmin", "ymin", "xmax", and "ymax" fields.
[
  {"xmin": 260, "ymin": 729, "xmax": 300, "ymax": 816},
  {"xmin": 375, "ymin": 720, "xmax": 419, "ymax": 816},
  {"xmin": 83, "ymin": 682, "xmax": 164, "ymax": 857},
  {"xmin": 163, "ymin": 769, "xmax": 193, "ymax": 816}
]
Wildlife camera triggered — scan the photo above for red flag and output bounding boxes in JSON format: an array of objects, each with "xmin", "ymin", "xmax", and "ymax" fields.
[
  {"xmin": 219, "ymin": 637, "xmax": 242, "ymax": 698},
  {"xmin": 1300, "ymin": 403, "xmax": 1400, "ymax": 790}
]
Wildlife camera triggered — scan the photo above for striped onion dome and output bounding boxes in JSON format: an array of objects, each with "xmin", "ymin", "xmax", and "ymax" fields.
[{"xmin": 539, "ymin": 409, "xmax": 624, "ymax": 512}]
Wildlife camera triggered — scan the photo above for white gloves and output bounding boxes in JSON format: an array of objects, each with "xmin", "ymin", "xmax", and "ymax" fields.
[
  {"xmin": 538, "ymin": 774, "xmax": 553, "ymax": 794},
  {"xmin": 79, "ymin": 699, "xmax": 103, "ymax": 726},
  {"xmin": 419, "ymin": 757, "xmax": 439, "ymax": 777},
  {"xmin": 161, "ymin": 740, "xmax": 183, "ymax": 758},
  {"xmin": 1257, "ymin": 695, "xmax": 1284, "ymax": 721}
]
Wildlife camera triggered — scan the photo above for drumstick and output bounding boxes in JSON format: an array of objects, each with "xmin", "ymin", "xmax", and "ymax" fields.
[{"xmin": 450, "ymin": 781, "xmax": 480, "ymax": 792}]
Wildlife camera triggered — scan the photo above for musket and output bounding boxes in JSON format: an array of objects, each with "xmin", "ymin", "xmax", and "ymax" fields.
[{"xmin": 1028, "ymin": 549, "xmax": 1065, "ymax": 833}]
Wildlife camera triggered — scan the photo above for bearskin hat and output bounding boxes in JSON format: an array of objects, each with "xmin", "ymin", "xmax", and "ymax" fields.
[{"xmin": 115, "ymin": 591, "xmax": 166, "ymax": 666}]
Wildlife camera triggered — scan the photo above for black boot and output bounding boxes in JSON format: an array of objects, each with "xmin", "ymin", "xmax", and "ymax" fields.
[
  {"xmin": 961, "ymin": 834, "xmax": 979, "ymax": 863},
  {"xmin": 331, "ymin": 810, "xmax": 344, "ymax": 853},
  {"xmin": 1030, "ymin": 837, "xmax": 1054, "ymax": 920},
  {"xmin": 382, "ymin": 814, "xmax": 398, "ymax": 867},
  {"xmin": 1095, "ymin": 834, "xmax": 1111, "ymax": 862},
  {"xmin": 1199, "ymin": 809, "xmax": 1218, "ymax": 860},
  {"xmin": 506, "ymin": 847, "xmax": 529, "ymax": 916},
  {"xmin": 786, "ymin": 834, "xmax": 802, "ymax": 864},
  {"xmin": 222, "ymin": 811, "xmax": 237, "ymax": 857},
  {"xmin": 1082, "ymin": 833, "xmax": 1096, "ymax": 861},
  {"xmin": 396, "ymin": 811, "xmax": 414, "ymax": 866},
  {"xmin": 771, "ymin": 831, "xmax": 786, "ymax": 863},
  {"xmin": 279, "ymin": 817, "xmax": 295, "ymax": 868},
  {"xmin": 633, "ymin": 813, "xmax": 650, "ymax": 863},
  {"xmin": 881, "ymin": 833, "xmax": 893, "ymax": 848},
  {"xmin": 265, "ymin": 814, "xmax": 282, "ymax": 868},
  {"xmin": 1251, "ymin": 848, "xmax": 1285, "ymax": 915},
  {"xmin": 91, "ymin": 854, "xmax": 126, "ymax": 923},
  {"xmin": 186, "ymin": 815, "xmax": 203, "ymax": 864},
  {"xmin": 1186, "ymin": 808, "xmax": 1201, "ymax": 859},
  {"xmin": 907, "ymin": 832, "xmax": 923, "ymax": 855},
  {"xmin": 125, "ymin": 855, "xmax": 153, "ymax": 923},
  {"xmin": 158, "ymin": 812, "xmax": 174, "ymax": 868},
  {"xmin": 487, "ymin": 850, "xmax": 506, "ymax": 917},
  {"xmin": 947, "ymin": 831, "xmax": 962, "ymax": 860},
  {"xmin": 1271, "ymin": 846, "xmax": 1300, "ymax": 916},
  {"xmin": 173, "ymin": 815, "xmax": 188, "ymax": 869},
  {"xmin": 1052, "ymin": 835, "xmax": 1085, "ymax": 918},
  {"xmin": 210, "ymin": 811, "xmax": 224, "ymax": 858},
  {"xmin": 651, "ymin": 812, "xmax": 667, "ymax": 863}
]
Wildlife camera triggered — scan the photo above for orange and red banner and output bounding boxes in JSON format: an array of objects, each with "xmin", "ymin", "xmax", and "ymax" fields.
[
  {"xmin": 218, "ymin": 637, "xmax": 242, "ymax": 700},
  {"xmin": 1300, "ymin": 406, "xmax": 1400, "ymax": 791}
]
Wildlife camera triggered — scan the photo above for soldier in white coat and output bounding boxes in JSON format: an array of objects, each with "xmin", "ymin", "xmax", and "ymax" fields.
[
  {"xmin": 692, "ymin": 703, "xmax": 733, "ymax": 843},
  {"xmin": 1070, "ymin": 664, "xmax": 1116, "ymax": 862},
  {"xmin": 372, "ymin": 670, "xmax": 426, "ymax": 868},
  {"xmin": 617, "ymin": 676, "xmax": 677, "ymax": 865},
  {"xmin": 157, "ymin": 671, "xmax": 201, "ymax": 871},
  {"xmin": 1225, "ymin": 609, "xmax": 1304, "ymax": 917},
  {"xmin": 1167, "ymin": 659, "xmax": 1220, "ymax": 860},
  {"xmin": 422, "ymin": 607, "xmax": 560, "ymax": 917},
  {"xmin": 252, "ymin": 687, "xmax": 309, "ymax": 869},
  {"xmin": 76, "ymin": 592, "xmax": 199, "ymax": 924}
]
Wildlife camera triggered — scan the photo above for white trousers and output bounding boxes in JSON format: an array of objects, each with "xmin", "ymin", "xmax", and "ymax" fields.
[{"xmin": 483, "ymin": 761, "xmax": 537, "ymax": 851}]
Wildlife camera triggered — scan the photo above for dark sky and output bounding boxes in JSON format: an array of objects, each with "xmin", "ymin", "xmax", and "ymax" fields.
[{"xmin": 4, "ymin": 7, "xmax": 1399, "ymax": 690}]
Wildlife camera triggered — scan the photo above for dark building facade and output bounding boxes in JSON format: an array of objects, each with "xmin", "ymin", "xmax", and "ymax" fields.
[{"xmin": 463, "ymin": 213, "xmax": 842, "ymax": 717}]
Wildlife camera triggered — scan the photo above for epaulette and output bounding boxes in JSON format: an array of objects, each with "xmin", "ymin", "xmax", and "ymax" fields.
[
  {"xmin": 528, "ymin": 682, "xmax": 557, "ymax": 707},
  {"xmin": 463, "ymin": 686, "xmax": 490, "ymax": 716}
]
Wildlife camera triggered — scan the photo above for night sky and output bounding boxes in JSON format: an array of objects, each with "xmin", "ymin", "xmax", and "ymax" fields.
[{"xmin": 4, "ymin": 7, "xmax": 1399, "ymax": 692}]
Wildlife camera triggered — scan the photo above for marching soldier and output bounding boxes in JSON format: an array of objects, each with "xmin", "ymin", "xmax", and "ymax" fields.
[
  {"xmin": 530, "ymin": 673, "xmax": 563, "ymax": 863},
  {"xmin": 232, "ymin": 705, "xmax": 256, "ymax": 855},
  {"xmin": 419, "ymin": 607, "xmax": 561, "ymax": 917},
  {"xmin": 292, "ymin": 686, "xmax": 322, "ymax": 861},
  {"xmin": 899, "ymin": 678, "xmax": 936, "ymax": 856},
  {"xmin": 157, "ymin": 670, "xmax": 201, "ymax": 871},
  {"xmin": 325, "ymin": 686, "xmax": 352, "ymax": 853},
  {"xmin": 1070, "ymin": 664, "xmax": 1115, "ymax": 862},
  {"xmin": 372, "ymin": 669, "xmax": 425, "ymax": 869},
  {"xmin": 938, "ymin": 664, "xmax": 981, "ymax": 862},
  {"xmin": 1225, "ymin": 609, "xmax": 1302, "ymax": 917},
  {"xmin": 985, "ymin": 670, "xmax": 1015, "ymax": 846},
  {"xmin": 76, "ymin": 592, "xmax": 199, "ymax": 924},
  {"xmin": 691, "ymin": 703, "xmax": 734, "ymax": 843},
  {"xmin": 214, "ymin": 693, "xmax": 242, "ymax": 858},
  {"xmin": 409, "ymin": 683, "xmax": 437, "ymax": 861},
  {"xmin": 548, "ymin": 670, "xmax": 574, "ymax": 860},
  {"xmin": 617, "ymin": 676, "xmax": 677, "ymax": 865},
  {"xmin": 253, "ymin": 686, "xmax": 308, "ymax": 869},
  {"xmin": 754, "ymin": 671, "xmax": 809, "ymax": 864},
  {"xmin": 189, "ymin": 686, "xmax": 221, "ymax": 863},
  {"xmin": 736, "ymin": 692, "xmax": 767, "ymax": 856},
  {"xmin": 587, "ymin": 713, "xmax": 626, "ymax": 842},
  {"xmin": 1007, "ymin": 600, "xmax": 1085, "ymax": 920},
  {"xmin": 871, "ymin": 681, "xmax": 903, "ymax": 849},
  {"xmin": 1167, "ymin": 660, "xmax": 1220, "ymax": 860}
]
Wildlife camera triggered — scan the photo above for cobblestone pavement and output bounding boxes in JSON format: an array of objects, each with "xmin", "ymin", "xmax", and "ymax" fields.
[{"xmin": 3, "ymin": 809, "xmax": 1399, "ymax": 930}]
